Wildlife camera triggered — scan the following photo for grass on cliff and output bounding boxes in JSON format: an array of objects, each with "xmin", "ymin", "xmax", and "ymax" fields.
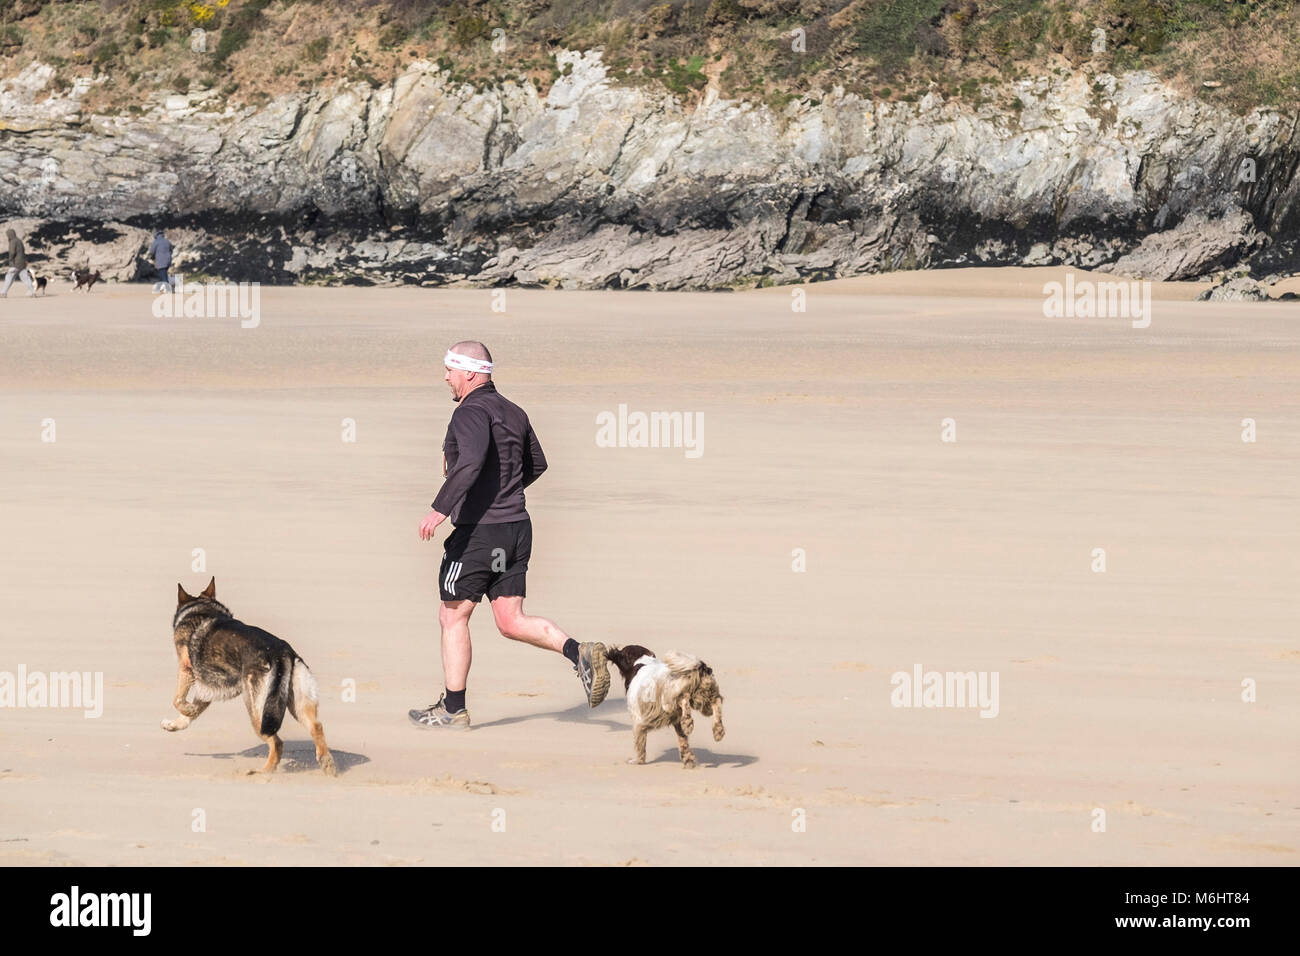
[{"xmin": 0, "ymin": 1, "xmax": 1298, "ymax": 115}]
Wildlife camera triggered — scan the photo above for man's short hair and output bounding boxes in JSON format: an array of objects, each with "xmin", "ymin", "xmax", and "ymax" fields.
[{"xmin": 450, "ymin": 340, "xmax": 493, "ymax": 363}]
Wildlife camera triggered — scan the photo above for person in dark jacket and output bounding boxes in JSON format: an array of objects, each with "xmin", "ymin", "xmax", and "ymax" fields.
[
  {"xmin": 1, "ymin": 228, "xmax": 35, "ymax": 297},
  {"xmin": 409, "ymin": 340, "xmax": 610, "ymax": 729},
  {"xmin": 147, "ymin": 229, "xmax": 174, "ymax": 292}
]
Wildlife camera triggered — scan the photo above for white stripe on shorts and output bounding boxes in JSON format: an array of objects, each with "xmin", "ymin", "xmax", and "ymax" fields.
[{"xmin": 444, "ymin": 560, "xmax": 463, "ymax": 596}]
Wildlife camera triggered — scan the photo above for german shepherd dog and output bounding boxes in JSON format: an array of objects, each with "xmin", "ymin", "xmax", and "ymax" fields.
[{"xmin": 164, "ymin": 578, "xmax": 337, "ymax": 776}]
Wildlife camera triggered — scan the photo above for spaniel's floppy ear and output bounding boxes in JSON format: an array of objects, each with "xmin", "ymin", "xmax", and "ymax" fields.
[
  {"xmin": 698, "ymin": 661, "xmax": 713, "ymax": 677},
  {"xmin": 201, "ymin": 576, "xmax": 216, "ymax": 599}
]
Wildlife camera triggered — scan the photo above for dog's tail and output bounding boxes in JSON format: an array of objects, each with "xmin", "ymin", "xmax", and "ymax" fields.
[
  {"xmin": 286, "ymin": 655, "xmax": 320, "ymax": 722},
  {"xmin": 257, "ymin": 653, "xmax": 298, "ymax": 736}
]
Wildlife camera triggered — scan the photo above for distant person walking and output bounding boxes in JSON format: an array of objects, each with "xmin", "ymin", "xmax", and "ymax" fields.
[
  {"xmin": 1, "ymin": 228, "xmax": 35, "ymax": 298},
  {"xmin": 147, "ymin": 229, "xmax": 174, "ymax": 292},
  {"xmin": 409, "ymin": 340, "xmax": 610, "ymax": 729}
]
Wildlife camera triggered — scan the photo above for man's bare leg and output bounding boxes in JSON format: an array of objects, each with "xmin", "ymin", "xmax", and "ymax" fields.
[
  {"xmin": 411, "ymin": 599, "xmax": 477, "ymax": 727},
  {"xmin": 440, "ymin": 598, "xmax": 476, "ymax": 691},
  {"xmin": 489, "ymin": 595, "xmax": 567, "ymax": 652},
  {"xmin": 490, "ymin": 595, "xmax": 610, "ymax": 706}
]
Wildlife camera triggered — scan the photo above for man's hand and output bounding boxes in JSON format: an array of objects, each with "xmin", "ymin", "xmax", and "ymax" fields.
[{"xmin": 418, "ymin": 510, "xmax": 447, "ymax": 541}]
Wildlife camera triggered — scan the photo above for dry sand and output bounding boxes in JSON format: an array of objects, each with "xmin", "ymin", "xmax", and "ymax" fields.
[{"xmin": 0, "ymin": 267, "xmax": 1296, "ymax": 865}]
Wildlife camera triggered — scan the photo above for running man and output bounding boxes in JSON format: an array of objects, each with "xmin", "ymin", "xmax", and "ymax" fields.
[{"xmin": 409, "ymin": 341, "xmax": 609, "ymax": 729}]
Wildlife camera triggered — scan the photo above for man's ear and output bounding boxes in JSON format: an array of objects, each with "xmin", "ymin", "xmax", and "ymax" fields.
[
  {"xmin": 177, "ymin": 583, "xmax": 191, "ymax": 606},
  {"xmin": 201, "ymin": 576, "xmax": 216, "ymax": 599}
]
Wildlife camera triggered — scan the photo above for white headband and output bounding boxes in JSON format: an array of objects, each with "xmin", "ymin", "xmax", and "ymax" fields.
[{"xmin": 444, "ymin": 350, "xmax": 493, "ymax": 374}]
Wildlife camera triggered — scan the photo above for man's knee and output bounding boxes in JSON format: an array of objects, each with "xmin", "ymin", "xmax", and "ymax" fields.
[
  {"xmin": 494, "ymin": 611, "xmax": 520, "ymax": 639},
  {"xmin": 439, "ymin": 600, "xmax": 473, "ymax": 630},
  {"xmin": 492, "ymin": 602, "xmax": 524, "ymax": 639}
]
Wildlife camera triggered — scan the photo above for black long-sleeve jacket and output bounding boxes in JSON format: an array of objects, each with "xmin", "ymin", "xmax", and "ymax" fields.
[{"xmin": 431, "ymin": 382, "xmax": 547, "ymax": 525}]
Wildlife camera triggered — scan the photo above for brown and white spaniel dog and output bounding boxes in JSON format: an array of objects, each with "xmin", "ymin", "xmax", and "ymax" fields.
[{"xmin": 605, "ymin": 644, "xmax": 724, "ymax": 769}]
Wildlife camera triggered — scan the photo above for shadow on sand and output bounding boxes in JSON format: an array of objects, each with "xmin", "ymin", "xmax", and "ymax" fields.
[
  {"xmin": 641, "ymin": 747, "xmax": 756, "ymax": 769},
  {"xmin": 187, "ymin": 742, "xmax": 369, "ymax": 775},
  {"xmin": 475, "ymin": 701, "xmax": 758, "ymax": 768}
]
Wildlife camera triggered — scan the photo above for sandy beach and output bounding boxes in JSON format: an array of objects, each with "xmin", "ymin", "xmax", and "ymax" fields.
[{"xmin": 0, "ymin": 267, "xmax": 1296, "ymax": 865}]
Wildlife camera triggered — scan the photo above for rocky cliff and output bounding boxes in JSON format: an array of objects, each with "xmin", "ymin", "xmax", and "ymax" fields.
[{"xmin": 2, "ymin": 50, "xmax": 1297, "ymax": 288}]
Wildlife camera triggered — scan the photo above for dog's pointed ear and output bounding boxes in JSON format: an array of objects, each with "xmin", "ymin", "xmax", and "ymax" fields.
[
  {"xmin": 177, "ymin": 583, "xmax": 192, "ymax": 606},
  {"xmin": 201, "ymin": 576, "xmax": 216, "ymax": 599}
]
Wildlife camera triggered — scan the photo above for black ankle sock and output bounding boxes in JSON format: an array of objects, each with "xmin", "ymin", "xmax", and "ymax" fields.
[
  {"xmin": 562, "ymin": 638, "xmax": 580, "ymax": 666},
  {"xmin": 444, "ymin": 688, "xmax": 466, "ymax": 714}
]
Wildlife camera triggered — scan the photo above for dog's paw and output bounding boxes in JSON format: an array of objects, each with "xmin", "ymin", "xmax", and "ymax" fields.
[
  {"xmin": 320, "ymin": 753, "xmax": 338, "ymax": 777},
  {"xmin": 161, "ymin": 718, "xmax": 184, "ymax": 732},
  {"xmin": 713, "ymin": 724, "xmax": 726, "ymax": 742},
  {"xmin": 681, "ymin": 756, "xmax": 697, "ymax": 769},
  {"xmin": 628, "ymin": 756, "xmax": 645, "ymax": 765}
]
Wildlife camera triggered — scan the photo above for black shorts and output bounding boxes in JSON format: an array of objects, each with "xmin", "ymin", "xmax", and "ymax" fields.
[{"xmin": 439, "ymin": 518, "xmax": 532, "ymax": 603}]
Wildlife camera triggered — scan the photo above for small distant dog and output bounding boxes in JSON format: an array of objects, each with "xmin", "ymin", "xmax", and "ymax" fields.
[
  {"xmin": 32, "ymin": 272, "xmax": 47, "ymax": 295},
  {"xmin": 164, "ymin": 577, "xmax": 337, "ymax": 776},
  {"xmin": 72, "ymin": 269, "xmax": 102, "ymax": 292},
  {"xmin": 606, "ymin": 644, "xmax": 724, "ymax": 769}
]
